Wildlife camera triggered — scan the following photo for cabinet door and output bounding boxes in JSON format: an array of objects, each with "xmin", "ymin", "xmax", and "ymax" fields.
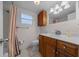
[
  {"xmin": 43, "ymin": 11, "xmax": 47, "ymax": 26},
  {"xmin": 39, "ymin": 35, "xmax": 43, "ymax": 56},
  {"xmin": 46, "ymin": 44, "xmax": 56, "ymax": 57},
  {"xmin": 64, "ymin": 42, "xmax": 78, "ymax": 56},
  {"xmin": 57, "ymin": 40, "xmax": 78, "ymax": 57},
  {"xmin": 38, "ymin": 10, "xmax": 47, "ymax": 26},
  {"xmin": 39, "ymin": 35, "xmax": 46, "ymax": 56},
  {"xmin": 38, "ymin": 11, "xmax": 43, "ymax": 26}
]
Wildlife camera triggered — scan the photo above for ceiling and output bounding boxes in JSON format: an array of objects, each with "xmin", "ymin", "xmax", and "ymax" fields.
[{"xmin": 14, "ymin": 1, "xmax": 76, "ymax": 19}]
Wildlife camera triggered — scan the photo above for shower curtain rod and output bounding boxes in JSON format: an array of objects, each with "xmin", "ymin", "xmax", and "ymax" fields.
[{"xmin": 3, "ymin": 2, "xmax": 14, "ymax": 13}]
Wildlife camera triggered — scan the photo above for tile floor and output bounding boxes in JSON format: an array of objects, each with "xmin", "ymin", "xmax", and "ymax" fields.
[
  {"xmin": 17, "ymin": 46, "xmax": 41, "ymax": 57},
  {"xmin": 3, "ymin": 44, "xmax": 41, "ymax": 57}
]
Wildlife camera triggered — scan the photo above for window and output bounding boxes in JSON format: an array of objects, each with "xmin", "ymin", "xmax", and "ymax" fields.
[{"xmin": 21, "ymin": 13, "xmax": 33, "ymax": 25}]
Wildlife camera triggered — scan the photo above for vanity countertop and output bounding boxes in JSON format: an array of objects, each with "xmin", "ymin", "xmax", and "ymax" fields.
[{"xmin": 40, "ymin": 33, "xmax": 79, "ymax": 45}]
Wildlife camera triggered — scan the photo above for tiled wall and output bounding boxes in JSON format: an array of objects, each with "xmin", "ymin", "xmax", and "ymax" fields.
[{"xmin": 0, "ymin": 1, "xmax": 3, "ymax": 57}]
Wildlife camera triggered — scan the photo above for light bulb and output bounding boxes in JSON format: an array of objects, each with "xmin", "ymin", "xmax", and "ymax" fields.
[
  {"xmin": 53, "ymin": 11, "xmax": 58, "ymax": 14},
  {"xmin": 64, "ymin": 4, "xmax": 70, "ymax": 9},
  {"xmin": 55, "ymin": 4, "xmax": 60, "ymax": 10},
  {"xmin": 50, "ymin": 8, "xmax": 54, "ymax": 13},
  {"xmin": 58, "ymin": 7, "xmax": 63, "ymax": 13},
  {"xmin": 61, "ymin": 1, "xmax": 68, "ymax": 6},
  {"xmin": 34, "ymin": 0, "xmax": 40, "ymax": 5}
]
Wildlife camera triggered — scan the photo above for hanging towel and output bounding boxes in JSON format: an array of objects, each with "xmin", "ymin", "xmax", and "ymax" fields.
[{"xmin": 15, "ymin": 36, "xmax": 20, "ymax": 56}]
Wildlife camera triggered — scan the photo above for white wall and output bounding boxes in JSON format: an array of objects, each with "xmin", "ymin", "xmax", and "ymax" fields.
[
  {"xmin": 76, "ymin": 2, "xmax": 79, "ymax": 21},
  {"xmin": 0, "ymin": 1, "xmax": 3, "ymax": 57},
  {"xmin": 16, "ymin": 8, "xmax": 40, "ymax": 48},
  {"xmin": 40, "ymin": 2, "xmax": 79, "ymax": 36}
]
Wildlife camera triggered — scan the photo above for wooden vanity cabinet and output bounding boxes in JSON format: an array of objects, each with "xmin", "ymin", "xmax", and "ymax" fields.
[
  {"xmin": 39, "ymin": 35, "xmax": 79, "ymax": 57},
  {"xmin": 39, "ymin": 35, "xmax": 56, "ymax": 57},
  {"xmin": 38, "ymin": 10, "xmax": 47, "ymax": 26}
]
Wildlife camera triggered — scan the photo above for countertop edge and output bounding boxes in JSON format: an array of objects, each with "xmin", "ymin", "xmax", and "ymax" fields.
[{"xmin": 39, "ymin": 34, "xmax": 79, "ymax": 46}]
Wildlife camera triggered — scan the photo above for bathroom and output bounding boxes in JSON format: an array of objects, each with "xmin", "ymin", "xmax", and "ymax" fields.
[{"xmin": 2, "ymin": 1, "xmax": 79, "ymax": 57}]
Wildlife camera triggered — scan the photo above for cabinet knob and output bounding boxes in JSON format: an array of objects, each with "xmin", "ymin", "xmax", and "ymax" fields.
[
  {"xmin": 56, "ymin": 52, "xmax": 58, "ymax": 54},
  {"xmin": 63, "ymin": 46, "xmax": 66, "ymax": 49}
]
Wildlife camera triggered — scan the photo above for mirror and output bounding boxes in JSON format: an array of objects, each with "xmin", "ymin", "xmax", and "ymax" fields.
[{"xmin": 49, "ymin": 1, "xmax": 76, "ymax": 24}]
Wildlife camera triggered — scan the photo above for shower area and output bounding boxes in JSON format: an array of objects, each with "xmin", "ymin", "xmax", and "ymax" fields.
[
  {"xmin": 3, "ymin": 1, "xmax": 11, "ymax": 56},
  {"xmin": 3, "ymin": 1, "xmax": 21, "ymax": 57},
  {"xmin": 0, "ymin": 1, "xmax": 3, "ymax": 57}
]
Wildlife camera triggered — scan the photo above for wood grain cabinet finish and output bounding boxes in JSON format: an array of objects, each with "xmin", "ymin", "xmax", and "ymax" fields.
[
  {"xmin": 39, "ymin": 35, "xmax": 56, "ymax": 57},
  {"xmin": 39, "ymin": 35, "xmax": 46, "ymax": 56},
  {"xmin": 38, "ymin": 10, "xmax": 47, "ymax": 26},
  {"xmin": 39, "ymin": 35, "xmax": 79, "ymax": 57},
  {"xmin": 57, "ymin": 40, "xmax": 78, "ymax": 57},
  {"xmin": 46, "ymin": 45, "xmax": 56, "ymax": 57},
  {"xmin": 45, "ymin": 37, "xmax": 56, "ymax": 57}
]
